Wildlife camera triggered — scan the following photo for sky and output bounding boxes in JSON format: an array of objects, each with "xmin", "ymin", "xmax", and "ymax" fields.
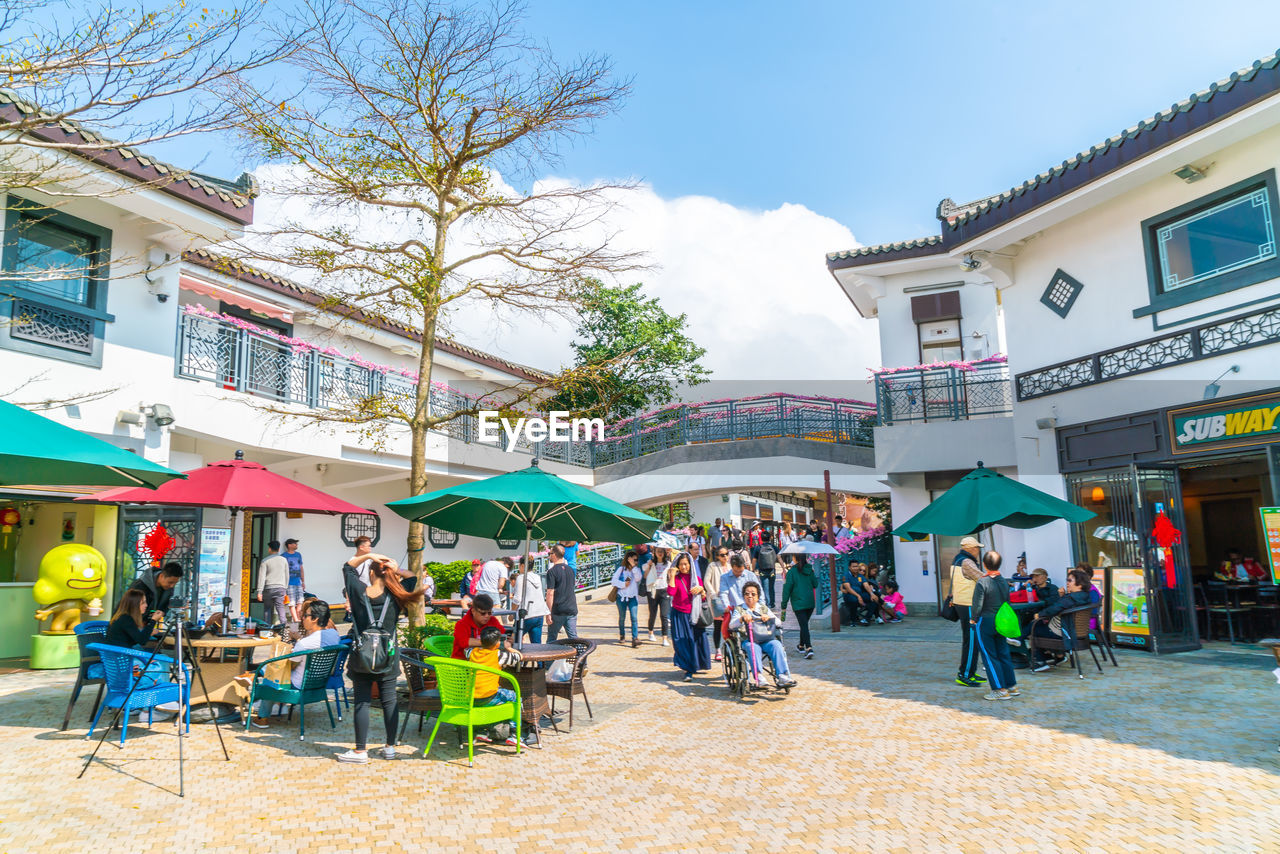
[{"xmin": 175, "ymin": 1, "xmax": 1280, "ymax": 385}]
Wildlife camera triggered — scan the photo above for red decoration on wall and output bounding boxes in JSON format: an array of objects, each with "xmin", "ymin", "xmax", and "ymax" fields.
[
  {"xmin": 1150, "ymin": 510, "xmax": 1182, "ymax": 589},
  {"xmin": 140, "ymin": 524, "xmax": 176, "ymax": 568}
]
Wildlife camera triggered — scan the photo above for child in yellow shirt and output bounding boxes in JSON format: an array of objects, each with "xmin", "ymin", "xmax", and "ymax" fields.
[{"xmin": 466, "ymin": 626, "xmax": 521, "ymax": 746}]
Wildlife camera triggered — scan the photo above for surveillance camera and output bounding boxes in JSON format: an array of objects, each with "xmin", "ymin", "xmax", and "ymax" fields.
[
  {"xmin": 148, "ymin": 403, "xmax": 176, "ymax": 427},
  {"xmin": 960, "ymin": 253, "xmax": 982, "ymax": 272}
]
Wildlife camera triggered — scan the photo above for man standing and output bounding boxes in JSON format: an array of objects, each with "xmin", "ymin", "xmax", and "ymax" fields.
[
  {"xmin": 283, "ymin": 538, "xmax": 305, "ymax": 620},
  {"xmin": 751, "ymin": 531, "xmax": 781, "ymax": 609},
  {"xmin": 688, "ymin": 541, "xmax": 709, "ymax": 576},
  {"xmin": 561, "ymin": 541, "xmax": 580, "ymax": 571},
  {"xmin": 710, "ymin": 518, "xmax": 724, "ymax": 551},
  {"xmin": 126, "ymin": 561, "xmax": 183, "ymax": 628},
  {"xmin": 833, "ymin": 515, "xmax": 850, "ymax": 540},
  {"xmin": 475, "ymin": 558, "xmax": 508, "ymax": 605},
  {"xmin": 256, "ymin": 540, "xmax": 290, "ymax": 625},
  {"xmin": 545, "ymin": 544, "xmax": 579, "ymax": 641},
  {"xmin": 951, "ymin": 536, "xmax": 986, "ymax": 688}
]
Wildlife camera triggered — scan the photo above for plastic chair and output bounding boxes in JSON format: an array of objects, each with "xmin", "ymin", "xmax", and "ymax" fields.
[
  {"xmin": 423, "ymin": 635, "xmax": 454, "ymax": 657},
  {"xmin": 85, "ymin": 643, "xmax": 190, "ymax": 746},
  {"xmin": 423, "ymin": 656, "xmax": 522, "ymax": 767},
  {"xmin": 61, "ymin": 620, "xmax": 108, "ymax": 731},
  {"xmin": 549, "ymin": 638, "xmax": 597, "ymax": 728},
  {"xmin": 245, "ymin": 646, "xmax": 343, "ymax": 740},
  {"xmin": 326, "ymin": 637, "xmax": 352, "ymax": 719},
  {"xmin": 395, "ymin": 649, "xmax": 442, "ymax": 745}
]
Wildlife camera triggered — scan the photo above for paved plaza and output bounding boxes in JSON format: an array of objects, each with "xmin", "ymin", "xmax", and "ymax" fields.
[{"xmin": 2, "ymin": 598, "xmax": 1279, "ymax": 854}]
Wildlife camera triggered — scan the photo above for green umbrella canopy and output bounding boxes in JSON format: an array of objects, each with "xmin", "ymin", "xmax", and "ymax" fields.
[
  {"xmin": 895, "ymin": 463, "xmax": 1094, "ymax": 541},
  {"xmin": 386, "ymin": 461, "xmax": 661, "ymax": 543},
  {"xmin": 0, "ymin": 399, "xmax": 184, "ymax": 489}
]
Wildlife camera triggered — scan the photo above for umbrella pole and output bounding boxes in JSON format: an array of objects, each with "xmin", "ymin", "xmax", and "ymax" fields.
[
  {"xmin": 225, "ymin": 508, "xmax": 240, "ymax": 625},
  {"xmin": 516, "ymin": 524, "xmax": 533, "ymax": 650}
]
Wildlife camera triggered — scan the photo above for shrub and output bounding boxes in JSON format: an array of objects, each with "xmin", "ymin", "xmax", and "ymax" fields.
[
  {"xmin": 399, "ymin": 613, "xmax": 454, "ymax": 649},
  {"xmin": 425, "ymin": 559, "xmax": 474, "ymax": 599}
]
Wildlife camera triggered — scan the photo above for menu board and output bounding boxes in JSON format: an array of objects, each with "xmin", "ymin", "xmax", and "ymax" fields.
[
  {"xmin": 196, "ymin": 527, "xmax": 231, "ymax": 622},
  {"xmin": 1108, "ymin": 567, "xmax": 1149, "ymax": 647},
  {"xmin": 1262, "ymin": 508, "xmax": 1280, "ymax": 585}
]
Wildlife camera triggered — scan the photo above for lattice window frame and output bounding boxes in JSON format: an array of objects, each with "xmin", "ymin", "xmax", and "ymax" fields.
[
  {"xmin": 1040, "ymin": 269, "xmax": 1084, "ymax": 318},
  {"xmin": 340, "ymin": 512, "xmax": 381, "ymax": 548}
]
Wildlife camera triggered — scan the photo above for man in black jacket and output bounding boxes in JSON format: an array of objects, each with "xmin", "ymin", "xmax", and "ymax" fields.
[
  {"xmin": 125, "ymin": 562, "xmax": 183, "ymax": 625},
  {"xmin": 1026, "ymin": 568, "xmax": 1093, "ymax": 671},
  {"xmin": 751, "ymin": 532, "xmax": 780, "ymax": 608}
]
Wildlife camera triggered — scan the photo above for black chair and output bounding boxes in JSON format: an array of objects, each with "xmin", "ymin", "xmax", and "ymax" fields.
[
  {"xmin": 60, "ymin": 620, "xmax": 108, "ymax": 731},
  {"xmin": 1027, "ymin": 604, "xmax": 1103, "ymax": 679},
  {"xmin": 395, "ymin": 649, "xmax": 442, "ymax": 745},
  {"xmin": 1252, "ymin": 585, "xmax": 1280, "ymax": 638},
  {"xmin": 1204, "ymin": 582, "xmax": 1249, "ymax": 644}
]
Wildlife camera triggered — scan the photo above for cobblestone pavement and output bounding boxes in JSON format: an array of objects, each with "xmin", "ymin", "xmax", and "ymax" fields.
[{"xmin": 2, "ymin": 598, "xmax": 1280, "ymax": 854}]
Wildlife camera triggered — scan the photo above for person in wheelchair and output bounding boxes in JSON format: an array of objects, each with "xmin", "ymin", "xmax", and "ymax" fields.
[{"xmin": 727, "ymin": 581, "xmax": 796, "ymax": 689}]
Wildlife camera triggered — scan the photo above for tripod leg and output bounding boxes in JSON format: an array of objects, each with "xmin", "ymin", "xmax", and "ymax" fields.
[
  {"xmin": 184, "ymin": 642, "xmax": 229, "ymax": 760},
  {"xmin": 79, "ymin": 626, "xmax": 175, "ymax": 780}
]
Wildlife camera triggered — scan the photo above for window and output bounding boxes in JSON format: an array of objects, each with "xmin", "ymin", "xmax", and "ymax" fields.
[
  {"xmin": 1, "ymin": 197, "xmax": 112, "ymax": 366},
  {"xmin": 740, "ymin": 500, "xmax": 757, "ymax": 520},
  {"xmin": 1138, "ymin": 171, "xmax": 1280, "ymax": 317},
  {"xmin": 340, "ymin": 512, "xmax": 381, "ymax": 548},
  {"xmin": 1040, "ymin": 269, "xmax": 1084, "ymax": 318}
]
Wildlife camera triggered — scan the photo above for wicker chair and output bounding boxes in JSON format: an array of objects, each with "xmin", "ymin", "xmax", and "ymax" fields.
[
  {"xmin": 396, "ymin": 648, "xmax": 442, "ymax": 745},
  {"xmin": 1027, "ymin": 604, "xmax": 1103, "ymax": 679},
  {"xmin": 548, "ymin": 638, "xmax": 596, "ymax": 728}
]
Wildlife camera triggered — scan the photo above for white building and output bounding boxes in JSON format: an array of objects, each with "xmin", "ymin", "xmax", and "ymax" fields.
[{"xmin": 828, "ymin": 51, "xmax": 1280, "ymax": 652}]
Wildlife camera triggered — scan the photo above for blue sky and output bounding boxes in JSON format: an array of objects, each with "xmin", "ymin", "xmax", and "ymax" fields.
[{"xmin": 510, "ymin": 1, "xmax": 1280, "ymax": 246}]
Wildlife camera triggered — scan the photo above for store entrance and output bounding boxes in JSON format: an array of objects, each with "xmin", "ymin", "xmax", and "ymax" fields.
[{"xmin": 1179, "ymin": 454, "xmax": 1272, "ymax": 582}]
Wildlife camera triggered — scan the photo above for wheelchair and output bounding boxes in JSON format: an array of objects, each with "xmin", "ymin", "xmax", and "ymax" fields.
[{"xmin": 721, "ymin": 620, "xmax": 792, "ymax": 701}]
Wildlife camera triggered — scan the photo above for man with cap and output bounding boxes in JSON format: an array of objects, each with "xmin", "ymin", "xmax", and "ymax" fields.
[
  {"xmin": 950, "ymin": 536, "xmax": 986, "ymax": 688},
  {"xmin": 283, "ymin": 538, "xmax": 306, "ymax": 620}
]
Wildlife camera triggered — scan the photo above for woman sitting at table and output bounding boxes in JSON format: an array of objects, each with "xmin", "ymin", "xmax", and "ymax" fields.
[
  {"xmin": 104, "ymin": 589, "xmax": 163, "ymax": 649},
  {"xmin": 1026, "ymin": 568, "xmax": 1094, "ymax": 672},
  {"xmin": 667, "ymin": 551, "xmax": 711, "ymax": 681}
]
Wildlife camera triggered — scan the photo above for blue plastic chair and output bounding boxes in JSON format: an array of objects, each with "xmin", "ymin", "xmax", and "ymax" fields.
[
  {"xmin": 326, "ymin": 637, "xmax": 352, "ymax": 719},
  {"xmin": 86, "ymin": 643, "xmax": 190, "ymax": 746},
  {"xmin": 61, "ymin": 621, "xmax": 109, "ymax": 731}
]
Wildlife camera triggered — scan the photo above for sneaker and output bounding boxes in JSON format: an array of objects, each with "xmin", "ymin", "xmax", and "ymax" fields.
[
  {"xmin": 473, "ymin": 733, "xmax": 493, "ymax": 744},
  {"xmin": 647, "ymin": 631, "xmax": 656, "ymax": 642},
  {"xmin": 379, "ymin": 746, "xmax": 397, "ymax": 760},
  {"xmin": 1007, "ymin": 687, "xmax": 1022, "ymax": 697},
  {"xmin": 713, "ymin": 652, "xmax": 722, "ymax": 662},
  {"xmin": 504, "ymin": 736, "xmax": 521, "ymax": 747},
  {"xmin": 796, "ymin": 644, "xmax": 807, "ymax": 653},
  {"xmin": 777, "ymin": 676, "xmax": 797, "ymax": 688},
  {"xmin": 970, "ymin": 674, "xmax": 988, "ymax": 683},
  {"xmin": 857, "ymin": 620, "xmax": 870, "ymax": 627},
  {"xmin": 1006, "ymin": 637, "xmax": 1022, "ymax": 647},
  {"xmin": 1031, "ymin": 663, "xmax": 1052, "ymax": 673},
  {"xmin": 335, "ymin": 749, "xmax": 369, "ymax": 764},
  {"xmin": 683, "ymin": 673, "xmax": 693, "ymax": 682},
  {"xmin": 804, "ymin": 649, "xmax": 814, "ymax": 660},
  {"xmin": 889, "ymin": 617, "xmax": 903, "ymax": 623},
  {"xmin": 955, "ymin": 677, "xmax": 981, "ymax": 687},
  {"xmin": 619, "ymin": 636, "xmax": 626, "ymax": 644},
  {"xmin": 662, "ymin": 637, "xmax": 670, "ymax": 647},
  {"xmin": 875, "ymin": 617, "xmax": 885, "ymax": 624},
  {"xmin": 631, "ymin": 639, "xmax": 640, "ymax": 648},
  {"xmin": 983, "ymin": 691, "xmax": 1010, "ymax": 701},
  {"xmin": 250, "ymin": 716, "xmax": 271, "ymax": 729}
]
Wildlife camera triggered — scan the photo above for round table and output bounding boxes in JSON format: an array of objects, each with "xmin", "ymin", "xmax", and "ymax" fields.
[
  {"xmin": 166, "ymin": 634, "xmax": 277, "ymax": 706},
  {"xmin": 506, "ymin": 642, "xmax": 574, "ymax": 735}
]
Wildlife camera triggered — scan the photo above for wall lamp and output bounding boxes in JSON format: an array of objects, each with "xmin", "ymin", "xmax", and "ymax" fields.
[
  {"xmin": 146, "ymin": 403, "xmax": 176, "ymax": 427},
  {"xmin": 1203, "ymin": 365, "xmax": 1240, "ymax": 400}
]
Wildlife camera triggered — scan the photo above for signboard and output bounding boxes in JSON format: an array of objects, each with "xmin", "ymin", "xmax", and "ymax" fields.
[
  {"xmin": 428, "ymin": 526, "xmax": 458, "ymax": 549},
  {"xmin": 1262, "ymin": 507, "xmax": 1280, "ymax": 585},
  {"xmin": 1108, "ymin": 567, "xmax": 1149, "ymax": 648},
  {"xmin": 196, "ymin": 527, "xmax": 231, "ymax": 622},
  {"xmin": 495, "ymin": 537, "xmax": 522, "ymax": 550},
  {"xmin": 1168, "ymin": 391, "xmax": 1280, "ymax": 454}
]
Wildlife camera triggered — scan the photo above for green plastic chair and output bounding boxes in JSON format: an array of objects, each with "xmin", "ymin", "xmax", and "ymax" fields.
[
  {"xmin": 245, "ymin": 646, "xmax": 343, "ymax": 740},
  {"xmin": 423, "ymin": 635, "xmax": 454, "ymax": 657},
  {"xmin": 423, "ymin": 656, "xmax": 522, "ymax": 766}
]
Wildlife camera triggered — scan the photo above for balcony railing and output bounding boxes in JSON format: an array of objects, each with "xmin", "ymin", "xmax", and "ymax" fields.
[
  {"xmin": 873, "ymin": 362, "xmax": 1013, "ymax": 425},
  {"xmin": 177, "ymin": 311, "xmax": 877, "ymax": 467}
]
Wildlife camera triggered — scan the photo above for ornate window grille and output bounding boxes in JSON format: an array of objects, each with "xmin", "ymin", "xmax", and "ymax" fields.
[{"xmin": 340, "ymin": 513, "xmax": 381, "ymax": 548}]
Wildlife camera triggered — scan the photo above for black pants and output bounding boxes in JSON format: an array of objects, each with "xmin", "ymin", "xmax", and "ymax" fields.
[
  {"xmin": 646, "ymin": 589, "xmax": 670, "ymax": 636},
  {"xmin": 955, "ymin": 604, "xmax": 978, "ymax": 679},
  {"xmin": 794, "ymin": 607, "xmax": 813, "ymax": 649},
  {"xmin": 712, "ymin": 617, "xmax": 723, "ymax": 650},
  {"xmin": 351, "ymin": 670, "xmax": 399, "ymax": 751},
  {"xmin": 758, "ymin": 570, "xmax": 776, "ymax": 608}
]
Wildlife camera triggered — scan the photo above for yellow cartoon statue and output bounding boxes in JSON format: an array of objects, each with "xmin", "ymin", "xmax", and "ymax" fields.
[{"xmin": 33, "ymin": 543, "xmax": 107, "ymax": 634}]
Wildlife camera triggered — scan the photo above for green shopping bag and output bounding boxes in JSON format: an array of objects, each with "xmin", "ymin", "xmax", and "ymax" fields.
[{"xmin": 994, "ymin": 601, "xmax": 1021, "ymax": 639}]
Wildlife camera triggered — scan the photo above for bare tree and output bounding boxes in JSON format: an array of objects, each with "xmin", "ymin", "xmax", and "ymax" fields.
[{"xmin": 216, "ymin": 0, "xmax": 643, "ymax": 584}]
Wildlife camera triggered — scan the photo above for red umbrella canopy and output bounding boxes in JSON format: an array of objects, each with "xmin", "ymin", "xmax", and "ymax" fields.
[{"xmin": 79, "ymin": 457, "xmax": 371, "ymax": 515}]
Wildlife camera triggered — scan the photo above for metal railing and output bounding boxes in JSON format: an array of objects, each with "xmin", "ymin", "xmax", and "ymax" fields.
[
  {"xmin": 177, "ymin": 312, "xmax": 877, "ymax": 467},
  {"xmin": 874, "ymin": 362, "xmax": 1013, "ymax": 425}
]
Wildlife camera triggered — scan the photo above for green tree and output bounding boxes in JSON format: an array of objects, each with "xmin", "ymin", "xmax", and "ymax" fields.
[{"xmin": 549, "ymin": 281, "xmax": 710, "ymax": 420}]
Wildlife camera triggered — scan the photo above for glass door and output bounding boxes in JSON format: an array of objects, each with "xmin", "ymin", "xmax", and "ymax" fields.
[
  {"xmin": 247, "ymin": 512, "xmax": 278, "ymax": 623},
  {"xmin": 1132, "ymin": 464, "xmax": 1199, "ymax": 653}
]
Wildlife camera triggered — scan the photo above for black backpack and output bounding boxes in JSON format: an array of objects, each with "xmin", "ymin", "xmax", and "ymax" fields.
[
  {"xmin": 756, "ymin": 544, "xmax": 778, "ymax": 571},
  {"xmin": 349, "ymin": 596, "xmax": 395, "ymax": 677}
]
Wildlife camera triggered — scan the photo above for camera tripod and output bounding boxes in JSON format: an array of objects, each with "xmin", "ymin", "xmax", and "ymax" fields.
[{"xmin": 77, "ymin": 603, "xmax": 230, "ymax": 797}]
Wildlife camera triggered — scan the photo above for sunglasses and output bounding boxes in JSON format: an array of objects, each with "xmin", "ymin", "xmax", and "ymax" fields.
[{"xmin": 475, "ymin": 609, "xmax": 492, "ymax": 616}]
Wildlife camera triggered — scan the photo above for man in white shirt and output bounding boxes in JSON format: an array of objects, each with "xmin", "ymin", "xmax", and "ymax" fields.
[
  {"xmin": 475, "ymin": 558, "xmax": 508, "ymax": 603},
  {"xmin": 250, "ymin": 599, "xmax": 340, "ymax": 727}
]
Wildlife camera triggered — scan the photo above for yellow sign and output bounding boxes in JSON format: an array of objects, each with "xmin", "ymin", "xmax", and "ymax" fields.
[{"xmin": 1262, "ymin": 507, "xmax": 1280, "ymax": 585}]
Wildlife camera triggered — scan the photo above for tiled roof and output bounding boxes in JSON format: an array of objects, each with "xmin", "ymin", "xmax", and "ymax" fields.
[
  {"xmin": 0, "ymin": 90, "xmax": 254, "ymax": 225},
  {"xmin": 825, "ymin": 235, "xmax": 946, "ymax": 270},
  {"xmin": 184, "ymin": 250, "xmax": 551, "ymax": 381},
  {"xmin": 941, "ymin": 49, "xmax": 1280, "ymax": 238}
]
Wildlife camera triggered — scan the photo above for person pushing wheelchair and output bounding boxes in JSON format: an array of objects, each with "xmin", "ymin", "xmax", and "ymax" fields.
[{"xmin": 728, "ymin": 581, "xmax": 797, "ymax": 689}]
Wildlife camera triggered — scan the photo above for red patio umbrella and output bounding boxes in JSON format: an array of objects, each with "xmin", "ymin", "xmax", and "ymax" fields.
[{"xmin": 79, "ymin": 451, "xmax": 373, "ymax": 602}]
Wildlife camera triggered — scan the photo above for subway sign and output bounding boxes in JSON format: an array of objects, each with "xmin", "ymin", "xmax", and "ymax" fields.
[{"xmin": 1169, "ymin": 391, "xmax": 1280, "ymax": 454}]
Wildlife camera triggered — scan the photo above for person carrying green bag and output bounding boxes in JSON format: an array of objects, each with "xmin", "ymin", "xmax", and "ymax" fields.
[{"xmin": 969, "ymin": 550, "xmax": 1019, "ymax": 701}]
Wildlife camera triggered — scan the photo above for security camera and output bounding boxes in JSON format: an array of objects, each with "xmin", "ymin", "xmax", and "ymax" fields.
[
  {"xmin": 147, "ymin": 403, "xmax": 176, "ymax": 427},
  {"xmin": 960, "ymin": 253, "xmax": 982, "ymax": 272}
]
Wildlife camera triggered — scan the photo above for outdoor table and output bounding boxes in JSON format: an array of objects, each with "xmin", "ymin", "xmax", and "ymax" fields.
[
  {"xmin": 504, "ymin": 642, "xmax": 574, "ymax": 736},
  {"xmin": 166, "ymin": 635, "xmax": 276, "ymax": 706}
]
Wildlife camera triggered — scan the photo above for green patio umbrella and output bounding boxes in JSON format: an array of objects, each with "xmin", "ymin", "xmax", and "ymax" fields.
[
  {"xmin": 0, "ymin": 399, "xmax": 184, "ymax": 488},
  {"xmin": 386, "ymin": 460, "xmax": 661, "ymax": 643},
  {"xmin": 894, "ymin": 462, "xmax": 1094, "ymax": 541}
]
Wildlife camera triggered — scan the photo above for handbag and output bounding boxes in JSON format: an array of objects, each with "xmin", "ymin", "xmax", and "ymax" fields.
[
  {"xmin": 690, "ymin": 565, "xmax": 713, "ymax": 628},
  {"xmin": 940, "ymin": 595, "xmax": 959, "ymax": 622},
  {"xmin": 994, "ymin": 601, "xmax": 1021, "ymax": 639},
  {"xmin": 349, "ymin": 595, "xmax": 395, "ymax": 677},
  {"xmin": 607, "ymin": 583, "xmax": 618, "ymax": 603}
]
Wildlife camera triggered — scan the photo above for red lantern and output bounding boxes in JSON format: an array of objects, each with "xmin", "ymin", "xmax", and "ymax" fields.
[
  {"xmin": 140, "ymin": 524, "xmax": 176, "ymax": 568},
  {"xmin": 0, "ymin": 508, "xmax": 19, "ymax": 528},
  {"xmin": 1150, "ymin": 510, "xmax": 1183, "ymax": 589}
]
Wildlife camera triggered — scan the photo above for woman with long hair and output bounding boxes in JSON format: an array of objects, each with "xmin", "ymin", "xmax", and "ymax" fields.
[
  {"xmin": 644, "ymin": 547, "xmax": 672, "ymax": 646},
  {"xmin": 612, "ymin": 550, "xmax": 643, "ymax": 647},
  {"xmin": 337, "ymin": 555, "xmax": 423, "ymax": 764},
  {"xmin": 780, "ymin": 554, "xmax": 817, "ymax": 659},
  {"xmin": 104, "ymin": 588, "xmax": 159, "ymax": 649},
  {"xmin": 667, "ymin": 551, "xmax": 711, "ymax": 681}
]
